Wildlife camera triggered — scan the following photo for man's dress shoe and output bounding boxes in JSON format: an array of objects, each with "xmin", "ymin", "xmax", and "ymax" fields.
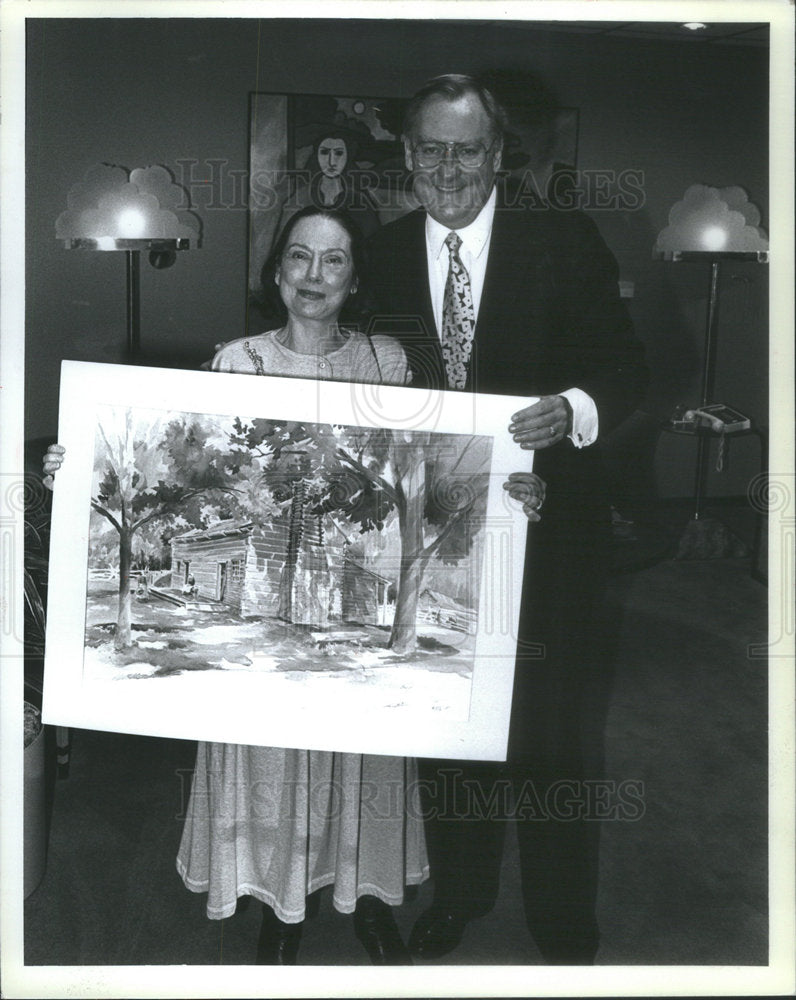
[
  {"xmin": 353, "ymin": 896, "xmax": 413, "ymax": 965},
  {"xmin": 408, "ymin": 907, "xmax": 467, "ymax": 959}
]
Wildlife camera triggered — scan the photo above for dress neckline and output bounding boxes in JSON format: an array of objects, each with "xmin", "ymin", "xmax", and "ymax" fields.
[{"xmin": 268, "ymin": 327, "xmax": 356, "ymax": 358}]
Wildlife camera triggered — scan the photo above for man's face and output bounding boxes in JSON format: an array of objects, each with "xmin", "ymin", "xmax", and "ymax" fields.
[{"xmin": 404, "ymin": 93, "xmax": 502, "ymax": 229}]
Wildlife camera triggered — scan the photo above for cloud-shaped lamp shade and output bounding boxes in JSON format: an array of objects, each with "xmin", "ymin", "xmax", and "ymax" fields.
[
  {"xmin": 654, "ymin": 184, "xmax": 768, "ymax": 259},
  {"xmin": 56, "ymin": 163, "xmax": 201, "ymax": 250}
]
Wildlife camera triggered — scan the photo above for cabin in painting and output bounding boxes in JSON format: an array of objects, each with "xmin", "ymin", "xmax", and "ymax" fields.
[{"xmin": 170, "ymin": 513, "xmax": 388, "ymax": 628}]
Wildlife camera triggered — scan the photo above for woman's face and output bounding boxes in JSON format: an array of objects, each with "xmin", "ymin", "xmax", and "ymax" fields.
[
  {"xmin": 317, "ymin": 137, "xmax": 348, "ymax": 178},
  {"xmin": 276, "ymin": 215, "xmax": 357, "ymax": 325}
]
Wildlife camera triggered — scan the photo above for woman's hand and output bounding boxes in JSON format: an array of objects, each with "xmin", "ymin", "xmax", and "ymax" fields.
[
  {"xmin": 42, "ymin": 444, "xmax": 65, "ymax": 491},
  {"xmin": 503, "ymin": 472, "xmax": 546, "ymax": 522}
]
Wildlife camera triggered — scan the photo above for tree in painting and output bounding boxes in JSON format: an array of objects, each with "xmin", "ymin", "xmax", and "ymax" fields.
[
  {"xmin": 226, "ymin": 417, "xmax": 491, "ymax": 655},
  {"xmin": 91, "ymin": 409, "xmax": 274, "ymax": 649},
  {"xmin": 387, "ymin": 430, "xmax": 490, "ymax": 654}
]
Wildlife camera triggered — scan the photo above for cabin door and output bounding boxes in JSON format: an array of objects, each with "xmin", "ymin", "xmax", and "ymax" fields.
[{"xmin": 217, "ymin": 561, "xmax": 228, "ymax": 601}]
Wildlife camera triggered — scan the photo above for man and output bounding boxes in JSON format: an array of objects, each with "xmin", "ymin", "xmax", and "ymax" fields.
[{"xmin": 368, "ymin": 75, "xmax": 648, "ymax": 964}]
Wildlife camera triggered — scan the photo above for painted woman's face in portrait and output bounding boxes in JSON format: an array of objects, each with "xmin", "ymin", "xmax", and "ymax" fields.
[{"xmin": 317, "ymin": 137, "xmax": 348, "ymax": 178}]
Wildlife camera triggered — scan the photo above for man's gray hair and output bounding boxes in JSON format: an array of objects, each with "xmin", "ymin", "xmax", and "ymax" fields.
[{"xmin": 402, "ymin": 74, "xmax": 508, "ymax": 144}]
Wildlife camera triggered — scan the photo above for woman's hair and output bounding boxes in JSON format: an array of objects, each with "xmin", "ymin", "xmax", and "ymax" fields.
[
  {"xmin": 259, "ymin": 206, "xmax": 371, "ymax": 326},
  {"xmin": 402, "ymin": 73, "xmax": 508, "ymax": 145}
]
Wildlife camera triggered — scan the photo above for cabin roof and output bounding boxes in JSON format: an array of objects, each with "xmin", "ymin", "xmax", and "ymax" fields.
[
  {"xmin": 171, "ymin": 518, "xmax": 254, "ymax": 543},
  {"xmin": 344, "ymin": 557, "xmax": 392, "ymax": 586},
  {"xmin": 419, "ymin": 587, "xmax": 467, "ymax": 610}
]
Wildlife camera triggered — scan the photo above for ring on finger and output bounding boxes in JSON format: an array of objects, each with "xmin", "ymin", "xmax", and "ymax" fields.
[{"xmin": 549, "ymin": 424, "xmax": 556, "ymax": 436}]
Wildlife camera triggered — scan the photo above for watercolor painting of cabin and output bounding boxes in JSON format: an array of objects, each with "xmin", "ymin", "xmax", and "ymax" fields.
[{"xmin": 43, "ymin": 363, "xmax": 533, "ymax": 759}]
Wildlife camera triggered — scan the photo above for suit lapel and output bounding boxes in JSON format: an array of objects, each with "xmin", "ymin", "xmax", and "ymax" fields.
[
  {"xmin": 395, "ymin": 210, "xmax": 446, "ymax": 389},
  {"xmin": 403, "ymin": 210, "xmax": 436, "ymax": 336}
]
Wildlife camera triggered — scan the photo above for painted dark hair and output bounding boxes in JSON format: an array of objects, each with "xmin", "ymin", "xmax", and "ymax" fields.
[
  {"xmin": 402, "ymin": 74, "xmax": 509, "ymax": 145},
  {"xmin": 259, "ymin": 206, "xmax": 371, "ymax": 325}
]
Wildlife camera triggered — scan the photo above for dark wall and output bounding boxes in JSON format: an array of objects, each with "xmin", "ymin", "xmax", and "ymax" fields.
[{"xmin": 25, "ymin": 18, "xmax": 769, "ymax": 497}]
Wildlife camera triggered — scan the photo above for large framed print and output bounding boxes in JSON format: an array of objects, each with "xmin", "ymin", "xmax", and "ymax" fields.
[{"xmin": 42, "ymin": 361, "xmax": 536, "ymax": 761}]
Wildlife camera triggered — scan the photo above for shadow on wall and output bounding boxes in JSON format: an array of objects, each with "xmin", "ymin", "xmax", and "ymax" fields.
[
  {"xmin": 586, "ymin": 201, "xmax": 700, "ymax": 512},
  {"xmin": 593, "ymin": 206, "xmax": 701, "ymax": 422}
]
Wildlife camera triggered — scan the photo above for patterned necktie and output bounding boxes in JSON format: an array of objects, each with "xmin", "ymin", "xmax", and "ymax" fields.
[{"xmin": 441, "ymin": 231, "xmax": 476, "ymax": 390}]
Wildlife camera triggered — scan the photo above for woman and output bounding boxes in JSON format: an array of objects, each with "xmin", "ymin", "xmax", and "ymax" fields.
[
  {"xmin": 178, "ymin": 208, "xmax": 424, "ymax": 965},
  {"xmin": 214, "ymin": 206, "xmax": 398, "ymax": 384},
  {"xmin": 45, "ymin": 209, "xmax": 424, "ymax": 966},
  {"xmin": 42, "ymin": 206, "xmax": 546, "ymax": 965}
]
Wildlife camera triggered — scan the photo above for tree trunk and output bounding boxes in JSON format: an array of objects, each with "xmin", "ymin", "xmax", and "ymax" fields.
[
  {"xmin": 116, "ymin": 528, "xmax": 133, "ymax": 650},
  {"xmin": 388, "ymin": 439, "xmax": 427, "ymax": 654},
  {"xmin": 389, "ymin": 555, "xmax": 428, "ymax": 654}
]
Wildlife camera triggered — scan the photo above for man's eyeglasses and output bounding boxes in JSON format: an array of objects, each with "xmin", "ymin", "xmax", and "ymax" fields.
[{"xmin": 412, "ymin": 139, "xmax": 496, "ymax": 169}]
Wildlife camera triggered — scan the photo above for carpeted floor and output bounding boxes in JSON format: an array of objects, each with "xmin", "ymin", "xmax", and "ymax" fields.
[{"xmin": 23, "ymin": 508, "xmax": 769, "ymax": 968}]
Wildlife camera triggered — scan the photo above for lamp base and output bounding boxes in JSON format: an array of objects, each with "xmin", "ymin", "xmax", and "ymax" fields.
[{"xmin": 675, "ymin": 516, "xmax": 750, "ymax": 560}]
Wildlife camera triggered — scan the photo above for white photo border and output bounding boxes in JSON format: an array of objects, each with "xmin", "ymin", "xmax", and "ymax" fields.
[{"xmin": 2, "ymin": 2, "xmax": 793, "ymax": 998}]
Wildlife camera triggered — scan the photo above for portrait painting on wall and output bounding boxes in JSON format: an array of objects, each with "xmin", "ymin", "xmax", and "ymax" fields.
[{"xmin": 42, "ymin": 361, "xmax": 536, "ymax": 761}]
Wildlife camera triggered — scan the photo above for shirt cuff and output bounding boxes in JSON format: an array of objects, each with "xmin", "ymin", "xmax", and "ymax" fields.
[{"xmin": 560, "ymin": 388, "xmax": 599, "ymax": 448}]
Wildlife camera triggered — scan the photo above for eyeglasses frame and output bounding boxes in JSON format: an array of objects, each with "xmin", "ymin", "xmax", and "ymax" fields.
[{"xmin": 410, "ymin": 137, "xmax": 500, "ymax": 169}]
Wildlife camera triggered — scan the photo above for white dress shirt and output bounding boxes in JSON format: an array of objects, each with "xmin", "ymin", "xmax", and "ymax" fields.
[{"xmin": 424, "ymin": 187, "xmax": 598, "ymax": 447}]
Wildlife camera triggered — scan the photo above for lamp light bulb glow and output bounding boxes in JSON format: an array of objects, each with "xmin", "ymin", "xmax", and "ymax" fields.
[
  {"xmin": 701, "ymin": 226, "xmax": 728, "ymax": 251},
  {"xmin": 117, "ymin": 208, "xmax": 147, "ymax": 237},
  {"xmin": 682, "ymin": 22, "xmax": 708, "ymax": 31}
]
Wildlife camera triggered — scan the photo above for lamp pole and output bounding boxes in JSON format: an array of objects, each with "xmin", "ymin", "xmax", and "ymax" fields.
[
  {"xmin": 125, "ymin": 250, "xmax": 141, "ymax": 361},
  {"xmin": 692, "ymin": 258, "xmax": 721, "ymax": 521}
]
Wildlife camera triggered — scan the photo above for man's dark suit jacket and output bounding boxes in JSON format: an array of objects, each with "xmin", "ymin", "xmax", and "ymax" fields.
[{"xmin": 367, "ymin": 196, "xmax": 648, "ymax": 761}]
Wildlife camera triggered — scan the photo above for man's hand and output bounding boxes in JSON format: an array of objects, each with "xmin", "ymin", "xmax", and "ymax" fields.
[
  {"xmin": 509, "ymin": 395, "xmax": 572, "ymax": 451},
  {"xmin": 503, "ymin": 472, "xmax": 547, "ymax": 522}
]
